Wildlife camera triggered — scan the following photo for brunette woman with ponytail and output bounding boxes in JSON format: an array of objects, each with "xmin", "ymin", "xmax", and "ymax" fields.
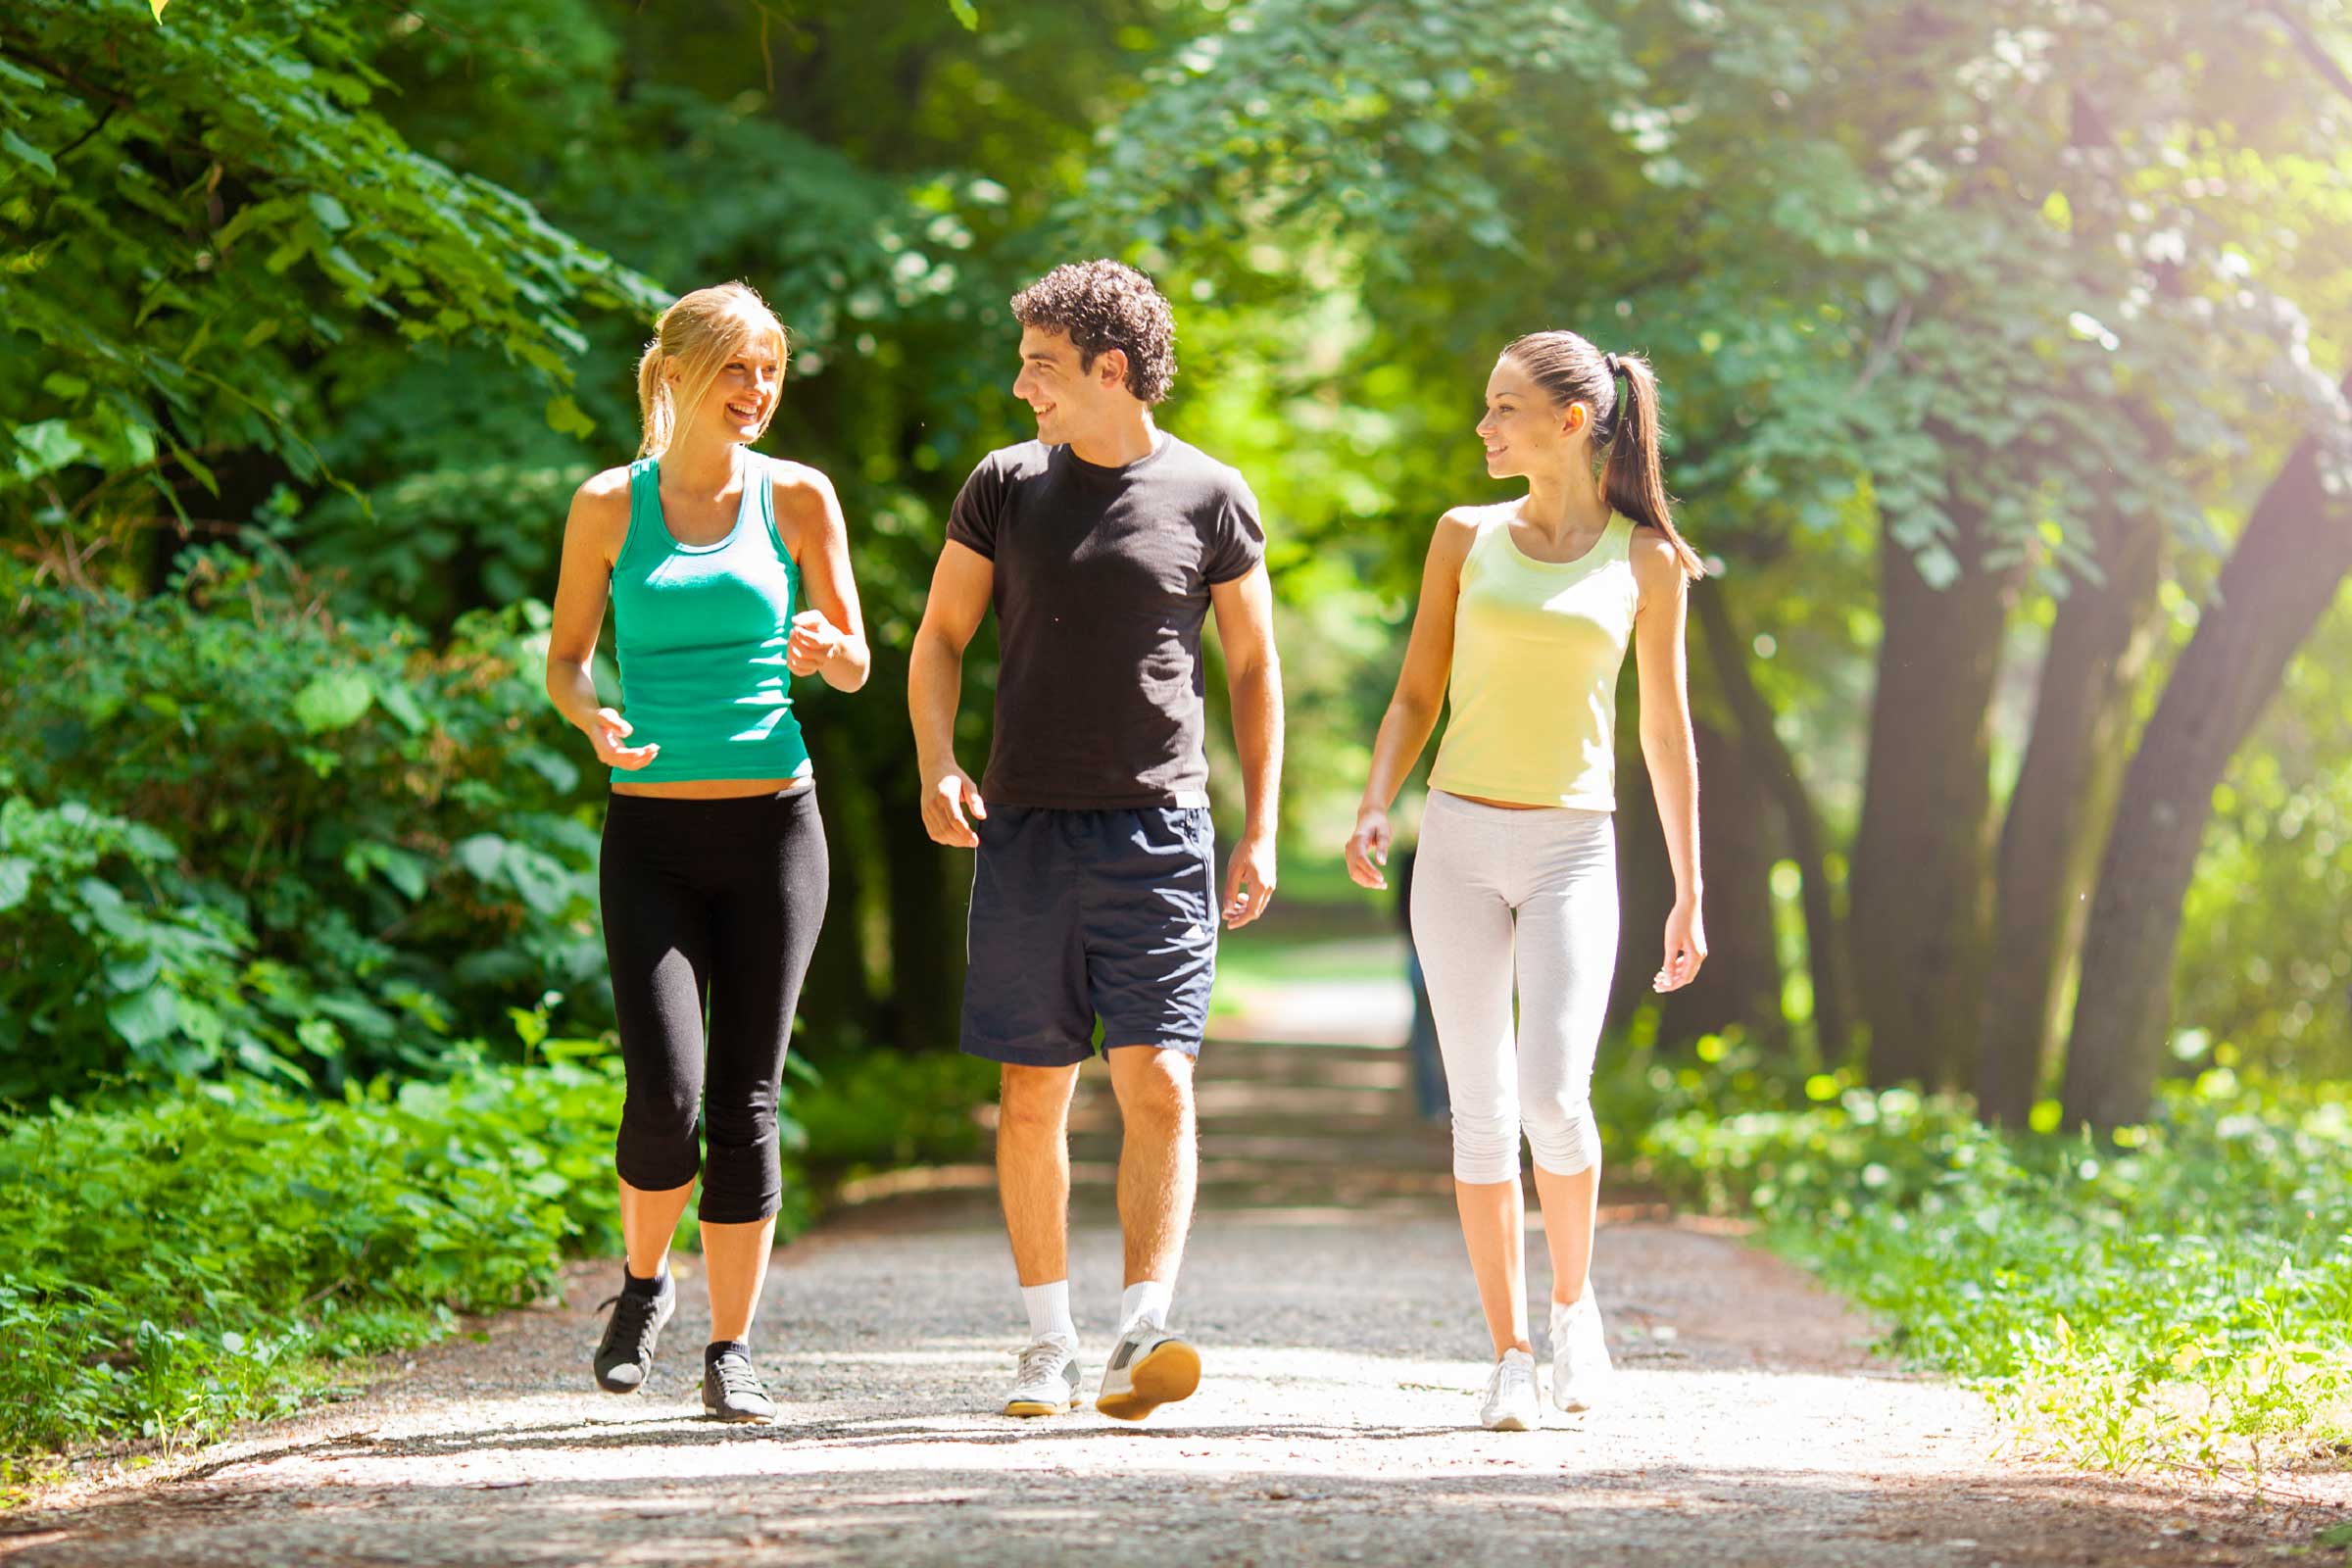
[
  {"xmin": 1345, "ymin": 331, "xmax": 1705, "ymax": 1430},
  {"xmin": 545, "ymin": 283, "xmax": 870, "ymax": 1423}
]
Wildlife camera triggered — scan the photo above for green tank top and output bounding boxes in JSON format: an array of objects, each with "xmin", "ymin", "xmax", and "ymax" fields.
[
  {"xmin": 1429, "ymin": 511, "xmax": 1637, "ymax": 810},
  {"xmin": 608, "ymin": 453, "xmax": 813, "ymax": 785}
]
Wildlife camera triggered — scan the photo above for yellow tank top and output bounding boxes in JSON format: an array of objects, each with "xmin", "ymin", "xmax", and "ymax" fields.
[{"xmin": 1429, "ymin": 511, "xmax": 1638, "ymax": 811}]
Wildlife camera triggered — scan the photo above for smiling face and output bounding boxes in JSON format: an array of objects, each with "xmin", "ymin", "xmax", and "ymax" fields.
[
  {"xmin": 1478, "ymin": 354, "xmax": 1592, "ymax": 480},
  {"xmin": 1012, "ymin": 324, "xmax": 1129, "ymax": 450},
  {"xmin": 679, "ymin": 331, "xmax": 783, "ymax": 447}
]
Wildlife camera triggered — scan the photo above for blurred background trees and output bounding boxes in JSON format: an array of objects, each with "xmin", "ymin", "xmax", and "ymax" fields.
[{"xmin": 4, "ymin": 0, "xmax": 2348, "ymax": 1129}]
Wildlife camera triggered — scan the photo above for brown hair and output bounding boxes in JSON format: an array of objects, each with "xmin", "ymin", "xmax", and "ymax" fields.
[
  {"xmin": 1501, "ymin": 330, "xmax": 1704, "ymax": 578},
  {"xmin": 635, "ymin": 282, "xmax": 790, "ymax": 459},
  {"xmin": 1010, "ymin": 260, "xmax": 1177, "ymax": 405}
]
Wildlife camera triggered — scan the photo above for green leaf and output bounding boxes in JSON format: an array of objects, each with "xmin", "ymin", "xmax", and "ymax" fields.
[
  {"xmin": 291, "ymin": 671, "xmax": 374, "ymax": 734},
  {"xmin": 1, "ymin": 128, "xmax": 56, "ymax": 179},
  {"xmin": 544, "ymin": 395, "xmax": 597, "ymax": 440},
  {"xmin": 105, "ymin": 953, "xmax": 164, "ymax": 994},
  {"xmin": 375, "ymin": 680, "xmax": 429, "ymax": 735},
  {"xmin": 108, "ymin": 984, "xmax": 180, "ymax": 1050},
  {"xmin": 454, "ymin": 834, "xmax": 508, "ymax": 884},
  {"xmin": 14, "ymin": 419, "xmax": 85, "ymax": 479},
  {"xmin": 946, "ymin": 0, "xmax": 979, "ymax": 30},
  {"xmin": 307, "ymin": 192, "xmax": 352, "ymax": 232},
  {"xmin": 0, "ymin": 856, "xmax": 31, "ymax": 912}
]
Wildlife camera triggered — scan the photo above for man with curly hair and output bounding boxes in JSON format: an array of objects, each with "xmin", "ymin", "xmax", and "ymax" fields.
[{"xmin": 909, "ymin": 259, "xmax": 1284, "ymax": 1423}]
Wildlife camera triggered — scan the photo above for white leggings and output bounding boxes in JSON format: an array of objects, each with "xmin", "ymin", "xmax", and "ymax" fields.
[{"xmin": 1409, "ymin": 791, "xmax": 1619, "ymax": 1184}]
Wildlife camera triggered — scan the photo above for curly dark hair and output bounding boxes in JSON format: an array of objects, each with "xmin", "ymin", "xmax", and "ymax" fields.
[{"xmin": 1009, "ymin": 260, "xmax": 1177, "ymax": 405}]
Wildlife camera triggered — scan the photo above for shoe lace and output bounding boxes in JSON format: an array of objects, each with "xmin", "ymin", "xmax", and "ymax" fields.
[
  {"xmin": 1016, "ymin": 1339, "xmax": 1071, "ymax": 1387},
  {"xmin": 596, "ymin": 1290, "xmax": 662, "ymax": 1359},
  {"xmin": 711, "ymin": 1354, "xmax": 767, "ymax": 1401},
  {"xmin": 1491, "ymin": 1353, "xmax": 1535, "ymax": 1401}
]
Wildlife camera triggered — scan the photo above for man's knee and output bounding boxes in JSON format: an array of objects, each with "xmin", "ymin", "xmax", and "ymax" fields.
[
  {"xmin": 999, "ymin": 1063, "xmax": 1078, "ymax": 1138},
  {"xmin": 1108, "ymin": 1048, "xmax": 1194, "ymax": 1136}
]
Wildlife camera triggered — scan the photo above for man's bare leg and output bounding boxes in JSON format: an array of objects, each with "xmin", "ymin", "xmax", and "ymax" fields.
[
  {"xmin": 998, "ymin": 1062, "xmax": 1081, "ymax": 1286},
  {"xmin": 1106, "ymin": 1047, "xmax": 1198, "ymax": 1290}
]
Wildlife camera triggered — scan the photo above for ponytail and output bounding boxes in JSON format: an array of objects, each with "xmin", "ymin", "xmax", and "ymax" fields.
[
  {"xmin": 1600, "ymin": 353, "xmax": 1705, "ymax": 579},
  {"xmin": 1501, "ymin": 330, "xmax": 1705, "ymax": 580},
  {"xmin": 635, "ymin": 339, "xmax": 675, "ymax": 459},
  {"xmin": 633, "ymin": 282, "xmax": 791, "ymax": 461}
]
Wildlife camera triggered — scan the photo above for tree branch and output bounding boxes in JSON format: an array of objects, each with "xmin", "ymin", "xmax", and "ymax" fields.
[{"xmin": 2263, "ymin": 0, "xmax": 2352, "ymax": 107}]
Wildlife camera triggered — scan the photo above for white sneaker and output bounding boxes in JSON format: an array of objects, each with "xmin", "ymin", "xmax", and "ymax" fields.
[
  {"xmin": 1004, "ymin": 1334, "xmax": 1083, "ymax": 1417},
  {"xmin": 1095, "ymin": 1322, "xmax": 1200, "ymax": 1422},
  {"xmin": 1550, "ymin": 1294, "xmax": 1613, "ymax": 1412},
  {"xmin": 1480, "ymin": 1348, "xmax": 1542, "ymax": 1431}
]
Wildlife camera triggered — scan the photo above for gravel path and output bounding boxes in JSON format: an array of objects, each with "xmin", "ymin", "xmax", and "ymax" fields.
[{"xmin": 9, "ymin": 955, "xmax": 2346, "ymax": 1565}]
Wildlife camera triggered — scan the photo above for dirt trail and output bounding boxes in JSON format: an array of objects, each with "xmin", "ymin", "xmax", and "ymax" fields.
[{"xmin": 9, "ymin": 950, "xmax": 2344, "ymax": 1565}]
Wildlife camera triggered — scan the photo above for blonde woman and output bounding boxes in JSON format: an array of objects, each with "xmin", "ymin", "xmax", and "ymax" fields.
[
  {"xmin": 1345, "ymin": 331, "xmax": 1705, "ymax": 1431},
  {"xmin": 546, "ymin": 283, "xmax": 869, "ymax": 1422}
]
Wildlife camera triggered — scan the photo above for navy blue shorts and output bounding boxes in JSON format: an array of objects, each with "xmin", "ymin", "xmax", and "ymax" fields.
[{"xmin": 960, "ymin": 805, "xmax": 1219, "ymax": 1067}]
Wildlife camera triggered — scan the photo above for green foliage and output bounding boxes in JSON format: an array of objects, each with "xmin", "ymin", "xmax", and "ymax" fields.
[
  {"xmin": 0, "ymin": 1054, "xmax": 627, "ymax": 1459},
  {"xmin": 0, "ymin": 546, "xmax": 606, "ymax": 1096},
  {"xmin": 0, "ymin": 1039, "xmax": 999, "ymax": 1469},
  {"xmin": 0, "ymin": 0, "xmax": 662, "ymax": 516},
  {"xmin": 1605, "ymin": 1040, "xmax": 2352, "ymax": 1483},
  {"xmin": 793, "ymin": 1050, "xmax": 997, "ymax": 1172}
]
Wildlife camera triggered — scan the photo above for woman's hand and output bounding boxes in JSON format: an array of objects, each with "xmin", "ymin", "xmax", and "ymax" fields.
[
  {"xmin": 1345, "ymin": 805, "xmax": 1393, "ymax": 891},
  {"xmin": 588, "ymin": 708, "xmax": 660, "ymax": 770},
  {"xmin": 786, "ymin": 609, "xmax": 843, "ymax": 677},
  {"xmin": 1655, "ymin": 897, "xmax": 1707, "ymax": 992}
]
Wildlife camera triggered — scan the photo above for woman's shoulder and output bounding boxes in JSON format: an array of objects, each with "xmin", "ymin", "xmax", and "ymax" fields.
[
  {"xmin": 758, "ymin": 454, "xmax": 839, "ymax": 512},
  {"xmin": 1432, "ymin": 501, "xmax": 1509, "ymax": 559},
  {"xmin": 569, "ymin": 463, "xmax": 637, "ymax": 526}
]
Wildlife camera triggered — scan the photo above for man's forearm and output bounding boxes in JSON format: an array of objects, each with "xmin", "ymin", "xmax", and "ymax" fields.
[
  {"xmin": 1228, "ymin": 660, "xmax": 1285, "ymax": 837},
  {"xmin": 908, "ymin": 630, "xmax": 966, "ymax": 773}
]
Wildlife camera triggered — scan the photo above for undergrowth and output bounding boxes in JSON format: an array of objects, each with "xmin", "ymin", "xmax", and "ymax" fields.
[
  {"xmin": 1601, "ymin": 1039, "xmax": 2352, "ymax": 1486},
  {"xmin": 0, "ymin": 1041, "xmax": 990, "ymax": 1477}
]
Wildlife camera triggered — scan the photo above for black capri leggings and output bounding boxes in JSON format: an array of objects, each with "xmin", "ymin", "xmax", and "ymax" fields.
[{"xmin": 599, "ymin": 786, "xmax": 828, "ymax": 1224}]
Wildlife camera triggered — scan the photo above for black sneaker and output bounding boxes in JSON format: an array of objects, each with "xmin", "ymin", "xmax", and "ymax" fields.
[
  {"xmin": 592, "ymin": 1269, "xmax": 675, "ymax": 1393},
  {"xmin": 703, "ymin": 1344, "xmax": 777, "ymax": 1423}
]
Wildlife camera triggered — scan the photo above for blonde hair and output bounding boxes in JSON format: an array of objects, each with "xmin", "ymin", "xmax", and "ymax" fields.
[{"xmin": 634, "ymin": 283, "xmax": 791, "ymax": 459}]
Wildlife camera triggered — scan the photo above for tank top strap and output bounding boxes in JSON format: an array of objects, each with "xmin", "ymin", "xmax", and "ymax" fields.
[
  {"xmin": 1605, "ymin": 512, "xmax": 1635, "ymax": 562},
  {"xmin": 615, "ymin": 456, "xmax": 663, "ymax": 575}
]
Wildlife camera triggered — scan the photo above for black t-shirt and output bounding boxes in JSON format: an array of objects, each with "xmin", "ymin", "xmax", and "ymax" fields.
[{"xmin": 946, "ymin": 434, "xmax": 1265, "ymax": 808}]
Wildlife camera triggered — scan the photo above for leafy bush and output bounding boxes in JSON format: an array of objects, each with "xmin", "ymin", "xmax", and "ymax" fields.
[
  {"xmin": 0, "ymin": 1039, "xmax": 998, "ymax": 1470},
  {"xmin": 794, "ymin": 1049, "xmax": 996, "ymax": 1172},
  {"xmin": 1603, "ymin": 1038, "xmax": 2352, "ymax": 1483},
  {"xmin": 0, "ymin": 545, "xmax": 609, "ymax": 1096},
  {"xmin": 0, "ymin": 1052, "xmax": 626, "ymax": 1460}
]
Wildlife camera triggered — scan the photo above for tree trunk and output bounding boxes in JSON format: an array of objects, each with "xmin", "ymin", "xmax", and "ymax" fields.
[
  {"xmin": 1850, "ymin": 495, "xmax": 2021, "ymax": 1089},
  {"xmin": 2061, "ymin": 368, "xmax": 2352, "ymax": 1130},
  {"xmin": 796, "ymin": 714, "xmax": 880, "ymax": 1055},
  {"xmin": 1606, "ymin": 720, "xmax": 1676, "ymax": 1039},
  {"xmin": 1691, "ymin": 583, "xmax": 1856, "ymax": 1060},
  {"xmin": 1659, "ymin": 717, "xmax": 1786, "ymax": 1050},
  {"xmin": 1975, "ymin": 502, "xmax": 2163, "ymax": 1124},
  {"xmin": 880, "ymin": 755, "xmax": 967, "ymax": 1052}
]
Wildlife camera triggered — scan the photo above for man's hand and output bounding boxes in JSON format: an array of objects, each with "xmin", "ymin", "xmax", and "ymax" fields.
[
  {"xmin": 1222, "ymin": 829, "xmax": 1277, "ymax": 929},
  {"xmin": 920, "ymin": 763, "xmax": 988, "ymax": 849}
]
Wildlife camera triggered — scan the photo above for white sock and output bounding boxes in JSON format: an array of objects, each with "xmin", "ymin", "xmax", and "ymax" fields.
[
  {"xmin": 1021, "ymin": 1280, "xmax": 1075, "ymax": 1344},
  {"xmin": 1118, "ymin": 1280, "xmax": 1172, "ymax": 1335}
]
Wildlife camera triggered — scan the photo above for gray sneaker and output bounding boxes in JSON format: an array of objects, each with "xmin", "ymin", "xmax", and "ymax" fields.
[
  {"xmin": 592, "ymin": 1271, "xmax": 675, "ymax": 1393},
  {"xmin": 1004, "ymin": 1334, "xmax": 1083, "ymax": 1417},
  {"xmin": 1095, "ymin": 1323, "xmax": 1200, "ymax": 1422},
  {"xmin": 702, "ymin": 1347, "xmax": 776, "ymax": 1423}
]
